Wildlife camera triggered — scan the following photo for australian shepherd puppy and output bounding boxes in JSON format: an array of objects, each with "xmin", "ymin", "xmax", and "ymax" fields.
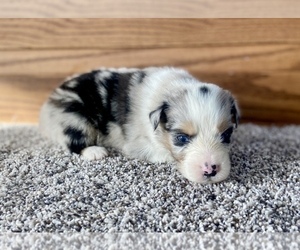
[{"xmin": 39, "ymin": 67, "xmax": 239, "ymax": 183}]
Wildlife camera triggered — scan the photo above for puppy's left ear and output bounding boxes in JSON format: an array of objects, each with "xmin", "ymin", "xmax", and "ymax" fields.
[
  {"xmin": 149, "ymin": 102, "xmax": 169, "ymax": 131},
  {"xmin": 230, "ymin": 97, "xmax": 240, "ymax": 128}
]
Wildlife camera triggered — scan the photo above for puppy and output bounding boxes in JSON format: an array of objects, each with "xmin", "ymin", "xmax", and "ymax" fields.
[{"xmin": 39, "ymin": 67, "xmax": 239, "ymax": 183}]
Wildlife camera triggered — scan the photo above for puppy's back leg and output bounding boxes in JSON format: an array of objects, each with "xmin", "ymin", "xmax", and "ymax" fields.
[
  {"xmin": 63, "ymin": 125, "xmax": 108, "ymax": 160},
  {"xmin": 40, "ymin": 101, "xmax": 107, "ymax": 160},
  {"xmin": 39, "ymin": 77, "xmax": 110, "ymax": 160}
]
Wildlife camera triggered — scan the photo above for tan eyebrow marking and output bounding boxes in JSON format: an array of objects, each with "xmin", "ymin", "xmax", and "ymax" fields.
[{"xmin": 177, "ymin": 121, "xmax": 197, "ymax": 136}]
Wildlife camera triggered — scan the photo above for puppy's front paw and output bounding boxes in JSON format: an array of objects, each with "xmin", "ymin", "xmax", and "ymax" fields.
[{"xmin": 81, "ymin": 146, "xmax": 108, "ymax": 160}]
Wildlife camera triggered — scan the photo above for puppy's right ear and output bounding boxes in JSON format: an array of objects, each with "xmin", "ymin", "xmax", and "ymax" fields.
[
  {"xmin": 230, "ymin": 97, "xmax": 240, "ymax": 129},
  {"xmin": 149, "ymin": 102, "xmax": 169, "ymax": 131}
]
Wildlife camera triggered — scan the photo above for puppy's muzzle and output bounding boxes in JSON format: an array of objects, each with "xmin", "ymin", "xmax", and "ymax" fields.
[{"xmin": 180, "ymin": 148, "xmax": 231, "ymax": 183}]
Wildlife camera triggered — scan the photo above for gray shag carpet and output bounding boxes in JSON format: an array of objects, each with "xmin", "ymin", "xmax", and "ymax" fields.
[{"xmin": 0, "ymin": 124, "xmax": 299, "ymax": 233}]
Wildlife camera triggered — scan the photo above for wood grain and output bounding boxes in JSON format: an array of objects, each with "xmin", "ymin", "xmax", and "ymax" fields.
[
  {"xmin": 0, "ymin": 0, "xmax": 299, "ymax": 18},
  {"xmin": 1, "ymin": 44, "xmax": 300, "ymax": 124},
  {"xmin": 1, "ymin": 19, "xmax": 300, "ymax": 50}
]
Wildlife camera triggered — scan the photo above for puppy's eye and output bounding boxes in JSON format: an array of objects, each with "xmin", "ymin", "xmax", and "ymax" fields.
[
  {"xmin": 174, "ymin": 134, "xmax": 191, "ymax": 147},
  {"xmin": 221, "ymin": 127, "xmax": 233, "ymax": 144}
]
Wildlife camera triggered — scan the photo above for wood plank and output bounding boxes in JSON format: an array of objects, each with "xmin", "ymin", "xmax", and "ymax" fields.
[
  {"xmin": 0, "ymin": 0, "xmax": 299, "ymax": 18},
  {"xmin": 1, "ymin": 45, "xmax": 300, "ymax": 124},
  {"xmin": 1, "ymin": 45, "xmax": 300, "ymax": 75},
  {"xmin": 1, "ymin": 19, "xmax": 300, "ymax": 50},
  {"xmin": 0, "ymin": 78, "xmax": 56, "ymax": 123}
]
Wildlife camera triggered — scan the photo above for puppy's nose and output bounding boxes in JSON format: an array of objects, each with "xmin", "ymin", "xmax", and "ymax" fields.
[{"xmin": 203, "ymin": 162, "xmax": 220, "ymax": 177}]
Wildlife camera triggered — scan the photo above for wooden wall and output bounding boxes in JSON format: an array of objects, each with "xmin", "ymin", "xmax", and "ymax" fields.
[{"xmin": 0, "ymin": 19, "xmax": 300, "ymax": 124}]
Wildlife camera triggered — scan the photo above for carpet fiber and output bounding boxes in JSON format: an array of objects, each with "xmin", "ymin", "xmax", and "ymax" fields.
[{"xmin": 0, "ymin": 124, "xmax": 299, "ymax": 233}]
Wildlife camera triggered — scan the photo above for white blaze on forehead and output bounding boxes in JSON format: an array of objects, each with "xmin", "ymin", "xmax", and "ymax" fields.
[{"xmin": 169, "ymin": 83, "xmax": 231, "ymax": 134}]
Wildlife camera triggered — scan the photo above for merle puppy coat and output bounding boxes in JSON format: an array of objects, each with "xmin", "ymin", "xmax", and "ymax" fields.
[{"xmin": 40, "ymin": 67, "xmax": 239, "ymax": 183}]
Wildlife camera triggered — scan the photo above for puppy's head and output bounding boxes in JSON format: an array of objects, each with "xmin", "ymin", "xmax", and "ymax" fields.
[{"xmin": 149, "ymin": 83, "xmax": 239, "ymax": 184}]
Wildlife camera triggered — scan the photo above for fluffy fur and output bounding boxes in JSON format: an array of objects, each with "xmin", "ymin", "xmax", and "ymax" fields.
[{"xmin": 39, "ymin": 67, "xmax": 239, "ymax": 183}]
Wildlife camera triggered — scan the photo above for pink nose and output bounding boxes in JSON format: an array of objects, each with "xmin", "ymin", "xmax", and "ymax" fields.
[{"xmin": 203, "ymin": 162, "xmax": 220, "ymax": 177}]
